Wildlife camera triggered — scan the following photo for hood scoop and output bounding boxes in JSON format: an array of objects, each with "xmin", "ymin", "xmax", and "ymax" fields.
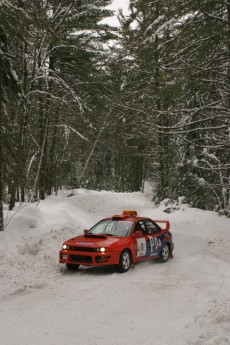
[{"xmin": 84, "ymin": 234, "xmax": 107, "ymax": 239}]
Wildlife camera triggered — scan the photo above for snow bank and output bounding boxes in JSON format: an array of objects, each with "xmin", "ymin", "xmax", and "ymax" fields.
[
  {"xmin": 0, "ymin": 189, "xmax": 230, "ymax": 345},
  {"xmin": 5, "ymin": 204, "xmax": 43, "ymax": 230}
]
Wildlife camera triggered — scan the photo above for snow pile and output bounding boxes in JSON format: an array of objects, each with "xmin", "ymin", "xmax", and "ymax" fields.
[
  {"xmin": 0, "ymin": 189, "xmax": 230, "ymax": 345},
  {"xmin": 6, "ymin": 204, "xmax": 43, "ymax": 230}
]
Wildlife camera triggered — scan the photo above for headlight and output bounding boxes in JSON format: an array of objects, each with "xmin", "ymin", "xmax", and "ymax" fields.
[
  {"xmin": 100, "ymin": 247, "xmax": 106, "ymax": 252},
  {"xmin": 62, "ymin": 244, "xmax": 69, "ymax": 250}
]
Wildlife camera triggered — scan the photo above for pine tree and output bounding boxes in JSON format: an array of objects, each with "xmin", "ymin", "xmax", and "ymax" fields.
[
  {"xmin": 1, "ymin": 0, "xmax": 116, "ymax": 204},
  {"xmin": 0, "ymin": 3, "xmax": 22, "ymax": 227},
  {"xmin": 118, "ymin": 0, "xmax": 184, "ymax": 197},
  {"xmin": 171, "ymin": 0, "xmax": 230, "ymax": 209}
]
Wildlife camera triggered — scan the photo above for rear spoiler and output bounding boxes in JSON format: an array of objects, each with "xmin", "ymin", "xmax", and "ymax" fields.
[{"xmin": 154, "ymin": 220, "xmax": 170, "ymax": 231}]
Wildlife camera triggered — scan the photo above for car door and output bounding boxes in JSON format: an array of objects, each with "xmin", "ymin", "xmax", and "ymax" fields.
[
  {"xmin": 142, "ymin": 219, "xmax": 164, "ymax": 257},
  {"xmin": 132, "ymin": 220, "xmax": 148, "ymax": 261},
  {"xmin": 137, "ymin": 219, "xmax": 164, "ymax": 259}
]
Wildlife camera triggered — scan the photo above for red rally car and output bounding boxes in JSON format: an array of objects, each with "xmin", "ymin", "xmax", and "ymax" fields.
[{"xmin": 59, "ymin": 210, "xmax": 174, "ymax": 273}]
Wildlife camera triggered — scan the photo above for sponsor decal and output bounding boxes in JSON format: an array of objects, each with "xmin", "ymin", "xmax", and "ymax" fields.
[
  {"xmin": 136, "ymin": 236, "xmax": 162, "ymax": 257},
  {"xmin": 148, "ymin": 236, "xmax": 161, "ymax": 255}
]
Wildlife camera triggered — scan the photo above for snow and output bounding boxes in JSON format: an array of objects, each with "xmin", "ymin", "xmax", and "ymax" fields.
[
  {"xmin": 1, "ymin": 189, "xmax": 230, "ymax": 345},
  {"xmin": 102, "ymin": 0, "xmax": 130, "ymax": 26}
]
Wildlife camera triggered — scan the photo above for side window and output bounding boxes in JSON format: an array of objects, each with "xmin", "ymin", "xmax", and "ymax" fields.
[
  {"xmin": 144, "ymin": 220, "xmax": 161, "ymax": 234},
  {"xmin": 134, "ymin": 221, "xmax": 146, "ymax": 235}
]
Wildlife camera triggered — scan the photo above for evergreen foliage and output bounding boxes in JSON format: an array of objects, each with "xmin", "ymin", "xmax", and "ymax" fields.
[{"xmin": 1, "ymin": 0, "xmax": 230, "ymax": 231}]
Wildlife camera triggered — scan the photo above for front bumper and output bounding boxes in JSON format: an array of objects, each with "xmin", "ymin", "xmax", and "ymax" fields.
[{"xmin": 59, "ymin": 250, "xmax": 117, "ymax": 267}]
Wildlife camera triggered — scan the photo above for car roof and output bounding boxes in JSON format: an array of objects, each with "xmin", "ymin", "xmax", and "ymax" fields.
[
  {"xmin": 105, "ymin": 215, "xmax": 148, "ymax": 222},
  {"xmin": 99, "ymin": 210, "xmax": 148, "ymax": 222},
  {"xmin": 99, "ymin": 211, "xmax": 170, "ymax": 231}
]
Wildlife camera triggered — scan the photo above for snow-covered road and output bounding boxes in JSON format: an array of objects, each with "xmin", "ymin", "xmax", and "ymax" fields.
[{"xmin": 1, "ymin": 190, "xmax": 230, "ymax": 345}]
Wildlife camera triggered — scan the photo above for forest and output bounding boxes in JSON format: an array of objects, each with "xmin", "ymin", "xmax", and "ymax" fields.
[{"xmin": 1, "ymin": 0, "xmax": 230, "ymax": 231}]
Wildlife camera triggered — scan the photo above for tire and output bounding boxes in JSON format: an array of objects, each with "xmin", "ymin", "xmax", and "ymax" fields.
[
  {"xmin": 118, "ymin": 250, "xmax": 131, "ymax": 273},
  {"xmin": 160, "ymin": 244, "xmax": 170, "ymax": 263},
  {"xmin": 66, "ymin": 263, "xmax": 80, "ymax": 271}
]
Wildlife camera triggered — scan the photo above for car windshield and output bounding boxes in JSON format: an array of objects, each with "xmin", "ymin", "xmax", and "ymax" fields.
[{"xmin": 88, "ymin": 220, "xmax": 133, "ymax": 237}]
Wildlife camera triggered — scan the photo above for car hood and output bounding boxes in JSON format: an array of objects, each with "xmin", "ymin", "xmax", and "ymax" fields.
[{"xmin": 64, "ymin": 234, "xmax": 125, "ymax": 248}]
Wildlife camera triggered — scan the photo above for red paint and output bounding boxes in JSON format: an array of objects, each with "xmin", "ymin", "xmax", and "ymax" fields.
[{"xmin": 59, "ymin": 211, "xmax": 174, "ymax": 271}]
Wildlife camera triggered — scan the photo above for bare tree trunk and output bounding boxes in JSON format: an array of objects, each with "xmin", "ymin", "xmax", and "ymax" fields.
[
  {"xmin": 33, "ymin": 109, "xmax": 50, "ymax": 199},
  {"xmin": 227, "ymin": 4, "xmax": 230, "ymax": 207},
  {"xmin": 79, "ymin": 109, "xmax": 112, "ymax": 187},
  {"xmin": 9, "ymin": 181, "xmax": 16, "ymax": 211},
  {"xmin": 19, "ymin": 41, "xmax": 29, "ymax": 202},
  {"xmin": 39, "ymin": 46, "xmax": 56, "ymax": 200},
  {"xmin": 0, "ymin": 67, "xmax": 4, "ymax": 231}
]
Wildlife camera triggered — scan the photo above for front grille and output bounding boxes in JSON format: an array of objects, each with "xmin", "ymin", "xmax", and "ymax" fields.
[
  {"xmin": 69, "ymin": 246, "xmax": 98, "ymax": 252},
  {"xmin": 70, "ymin": 255, "xmax": 92, "ymax": 263},
  {"xmin": 95, "ymin": 256, "xmax": 102, "ymax": 263}
]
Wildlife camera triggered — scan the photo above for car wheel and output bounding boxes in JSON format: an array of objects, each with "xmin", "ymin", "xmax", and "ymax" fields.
[
  {"xmin": 118, "ymin": 250, "xmax": 131, "ymax": 273},
  {"xmin": 66, "ymin": 263, "xmax": 80, "ymax": 271},
  {"xmin": 160, "ymin": 244, "xmax": 170, "ymax": 262}
]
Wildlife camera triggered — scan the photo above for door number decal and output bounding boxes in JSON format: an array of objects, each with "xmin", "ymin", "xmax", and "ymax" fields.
[{"xmin": 136, "ymin": 238, "xmax": 147, "ymax": 257}]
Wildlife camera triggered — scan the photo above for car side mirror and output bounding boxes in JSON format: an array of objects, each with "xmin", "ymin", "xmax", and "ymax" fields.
[
  {"xmin": 84, "ymin": 229, "xmax": 89, "ymax": 234},
  {"xmin": 133, "ymin": 230, "xmax": 143, "ymax": 238}
]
